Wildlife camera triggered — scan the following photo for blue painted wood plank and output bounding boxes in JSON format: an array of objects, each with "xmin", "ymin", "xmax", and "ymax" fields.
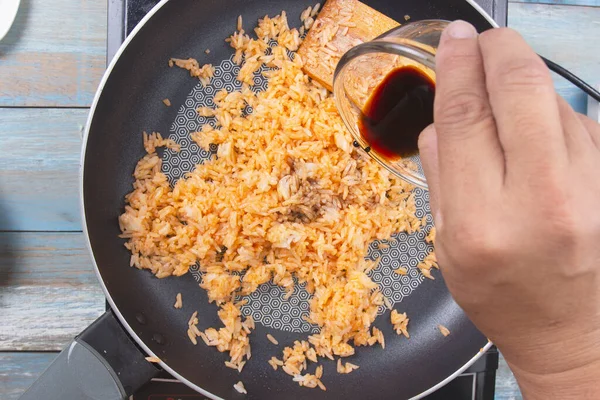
[
  {"xmin": 495, "ymin": 354, "xmax": 523, "ymax": 400},
  {"xmin": 0, "ymin": 352, "xmax": 59, "ymax": 400},
  {"xmin": 0, "ymin": 232, "xmax": 104, "ymax": 351},
  {"xmin": 0, "ymin": 108, "xmax": 85, "ymax": 231},
  {"xmin": 511, "ymin": 0, "xmax": 600, "ymax": 7},
  {"xmin": 508, "ymin": 3, "xmax": 600, "ymax": 114},
  {"xmin": 0, "ymin": 0, "xmax": 106, "ymax": 107}
]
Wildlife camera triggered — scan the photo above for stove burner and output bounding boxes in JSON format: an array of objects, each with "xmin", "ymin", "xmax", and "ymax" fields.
[{"xmin": 126, "ymin": 0, "xmax": 161, "ymax": 35}]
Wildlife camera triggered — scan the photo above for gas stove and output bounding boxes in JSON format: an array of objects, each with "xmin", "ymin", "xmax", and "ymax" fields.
[{"xmin": 106, "ymin": 1, "xmax": 506, "ymax": 398}]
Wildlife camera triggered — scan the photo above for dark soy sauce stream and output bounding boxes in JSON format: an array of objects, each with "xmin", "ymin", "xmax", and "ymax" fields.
[{"xmin": 358, "ymin": 66, "xmax": 435, "ymax": 160}]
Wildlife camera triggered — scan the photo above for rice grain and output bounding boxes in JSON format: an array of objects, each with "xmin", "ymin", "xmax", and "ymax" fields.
[
  {"xmin": 187, "ymin": 328, "xmax": 198, "ymax": 345},
  {"xmin": 391, "ymin": 310, "xmax": 410, "ymax": 338},
  {"xmin": 233, "ymin": 381, "xmax": 247, "ymax": 395},
  {"xmin": 418, "ymin": 251, "xmax": 439, "ymax": 280},
  {"xmin": 336, "ymin": 359, "xmax": 359, "ymax": 374},
  {"xmin": 174, "ymin": 293, "xmax": 183, "ymax": 309},
  {"xmin": 438, "ymin": 325, "xmax": 451, "ymax": 337},
  {"xmin": 169, "ymin": 58, "xmax": 215, "ymax": 86},
  {"xmin": 188, "ymin": 311, "xmax": 198, "ymax": 326},
  {"xmin": 267, "ymin": 334, "xmax": 279, "ymax": 345},
  {"xmin": 311, "ymin": 3, "xmax": 321, "ymax": 17}
]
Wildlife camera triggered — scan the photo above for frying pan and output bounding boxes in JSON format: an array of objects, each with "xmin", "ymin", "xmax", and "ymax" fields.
[{"xmin": 21, "ymin": 1, "xmax": 498, "ymax": 399}]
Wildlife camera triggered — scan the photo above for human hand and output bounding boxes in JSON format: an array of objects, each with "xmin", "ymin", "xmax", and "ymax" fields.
[{"xmin": 418, "ymin": 20, "xmax": 600, "ymax": 399}]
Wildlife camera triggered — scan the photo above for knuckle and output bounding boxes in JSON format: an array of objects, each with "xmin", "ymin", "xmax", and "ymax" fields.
[
  {"xmin": 508, "ymin": 114, "xmax": 550, "ymax": 143},
  {"xmin": 435, "ymin": 90, "xmax": 491, "ymax": 129},
  {"xmin": 534, "ymin": 184, "xmax": 585, "ymax": 246},
  {"xmin": 480, "ymin": 27, "xmax": 520, "ymax": 46},
  {"xmin": 443, "ymin": 221, "xmax": 505, "ymax": 268},
  {"xmin": 550, "ymin": 220, "xmax": 584, "ymax": 265},
  {"xmin": 437, "ymin": 46, "xmax": 481, "ymax": 70},
  {"xmin": 417, "ymin": 124, "xmax": 436, "ymax": 152},
  {"xmin": 540, "ymin": 201, "xmax": 600, "ymax": 278},
  {"xmin": 545, "ymin": 200, "xmax": 580, "ymax": 241}
]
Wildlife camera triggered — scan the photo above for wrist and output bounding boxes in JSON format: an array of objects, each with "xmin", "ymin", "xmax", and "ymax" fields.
[
  {"xmin": 498, "ymin": 324, "xmax": 600, "ymax": 400},
  {"xmin": 509, "ymin": 356, "xmax": 600, "ymax": 400}
]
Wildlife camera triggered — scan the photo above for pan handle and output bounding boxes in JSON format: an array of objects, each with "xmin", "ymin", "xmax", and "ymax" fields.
[{"xmin": 19, "ymin": 310, "xmax": 159, "ymax": 400}]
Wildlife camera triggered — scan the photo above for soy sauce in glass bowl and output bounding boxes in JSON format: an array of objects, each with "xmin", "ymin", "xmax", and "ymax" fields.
[
  {"xmin": 359, "ymin": 65, "xmax": 435, "ymax": 160},
  {"xmin": 334, "ymin": 20, "xmax": 448, "ymax": 189}
]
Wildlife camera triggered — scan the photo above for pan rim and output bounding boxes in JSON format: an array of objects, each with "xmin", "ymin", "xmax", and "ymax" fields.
[{"xmin": 80, "ymin": 1, "xmax": 497, "ymax": 398}]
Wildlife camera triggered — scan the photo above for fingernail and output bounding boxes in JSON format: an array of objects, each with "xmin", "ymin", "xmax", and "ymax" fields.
[{"xmin": 446, "ymin": 20, "xmax": 478, "ymax": 39}]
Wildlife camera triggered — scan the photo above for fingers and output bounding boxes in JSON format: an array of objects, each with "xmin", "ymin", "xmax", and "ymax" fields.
[
  {"xmin": 577, "ymin": 113, "xmax": 600, "ymax": 151},
  {"xmin": 418, "ymin": 124, "xmax": 442, "ymax": 227},
  {"xmin": 434, "ymin": 21, "xmax": 505, "ymax": 197},
  {"xmin": 478, "ymin": 29, "xmax": 568, "ymax": 182},
  {"xmin": 555, "ymin": 96, "xmax": 596, "ymax": 158}
]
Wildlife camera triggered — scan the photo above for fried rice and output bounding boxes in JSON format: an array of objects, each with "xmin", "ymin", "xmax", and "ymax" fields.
[{"xmin": 119, "ymin": 8, "xmax": 429, "ymax": 388}]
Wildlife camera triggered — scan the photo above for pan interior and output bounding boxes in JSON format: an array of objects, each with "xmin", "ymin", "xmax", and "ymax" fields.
[{"xmin": 83, "ymin": 1, "xmax": 493, "ymax": 399}]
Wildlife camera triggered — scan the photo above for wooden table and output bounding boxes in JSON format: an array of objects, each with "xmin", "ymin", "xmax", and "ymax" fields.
[{"xmin": 1, "ymin": 0, "xmax": 598, "ymax": 398}]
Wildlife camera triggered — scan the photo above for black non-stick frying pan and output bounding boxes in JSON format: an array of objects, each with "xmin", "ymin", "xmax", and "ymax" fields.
[{"xmin": 21, "ymin": 1, "xmax": 498, "ymax": 399}]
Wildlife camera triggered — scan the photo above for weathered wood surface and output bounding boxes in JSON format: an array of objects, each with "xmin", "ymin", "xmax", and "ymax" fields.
[
  {"xmin": 0, "ymin": 108, "xmax": 85, "ymax": 231},
  {"xmin": 0, "ymin": 232, "xmax": 104, "ymax": 352},
  {"xmin": 496, "ymin": 354, "xmax": 523, "ymax": 400},
  {"xmin": 509, "ymin": 2, "xmax": 600, "ymax": 113},
  {"xmin": 2, "ymin": 0, "xmax": 598, "ymax": 399},
  {"xmin": 0, "ymin": 352, "xmax": 59, "ymax": 400},
  {"xmin": 0, "ymin": 0, "xmax": 107, "ymax": 107}
]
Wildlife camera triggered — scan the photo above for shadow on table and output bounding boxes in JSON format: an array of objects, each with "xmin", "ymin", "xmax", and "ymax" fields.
[{"xmin": 0, "ymin": 0, "xmax": 31, "ymax": 54}]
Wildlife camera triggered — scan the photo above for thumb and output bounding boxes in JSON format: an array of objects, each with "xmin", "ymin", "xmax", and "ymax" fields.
[{"xmin": 418, "ymin": 124, "xmax": 442, "ymax": 227}]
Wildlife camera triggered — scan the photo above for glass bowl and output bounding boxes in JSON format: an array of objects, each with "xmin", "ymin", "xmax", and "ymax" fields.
[{"xmin": 333, "ymin": 20, "xmax": 449, "ymax": 189}]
